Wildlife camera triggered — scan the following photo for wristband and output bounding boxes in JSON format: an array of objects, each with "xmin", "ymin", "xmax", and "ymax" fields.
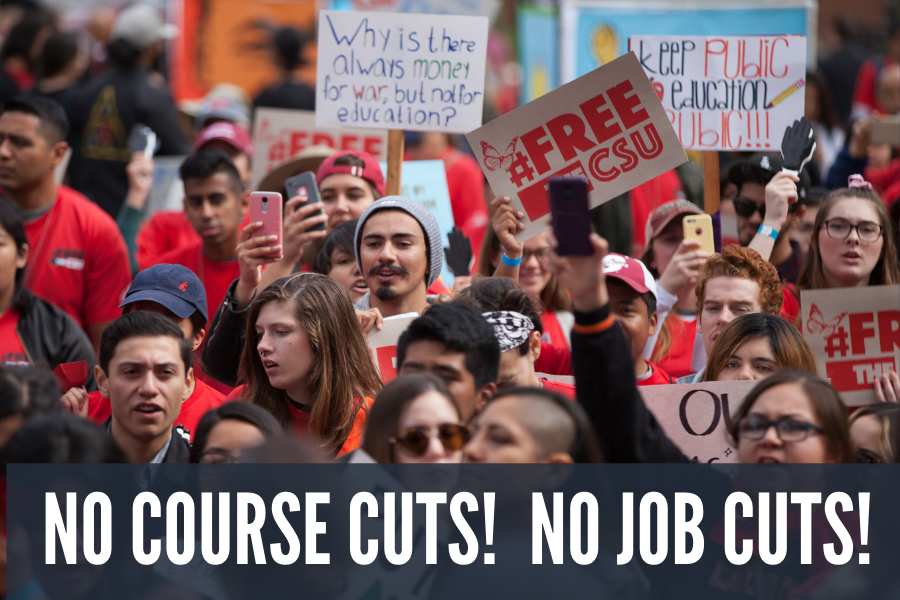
[
  {"xmin": 501, "ymin": 252, "xmax": 522, "ymax": 267},
  {"xmin": 757, "ymin": 224, "xmax": 779, "ymax": 241}
]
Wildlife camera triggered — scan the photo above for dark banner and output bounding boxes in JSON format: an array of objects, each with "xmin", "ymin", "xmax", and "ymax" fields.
[{"xmin": 7, "ymin": 464, "xmax": 900, "ymax": 600}]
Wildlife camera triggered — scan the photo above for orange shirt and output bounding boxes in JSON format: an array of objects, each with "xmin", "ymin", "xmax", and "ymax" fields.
[
  {"xmin": 23, "ymin": 186, "xmax": 131, "ymax": 328},
  {"xmin": 0, "ymin": 308, "xmax": 28, "ymax": 366}
]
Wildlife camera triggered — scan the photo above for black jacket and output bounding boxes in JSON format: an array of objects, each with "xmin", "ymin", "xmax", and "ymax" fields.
[
  {"xmin": 66, "ymin": 66, "xmax": 190, "ymax": 217},
  {"xmin": 202, "ymin": 279, "xmax": 250, "ymax": 387},
  {"xmin": 16, "ymin": 289, "xmax": 99, "ymax": 391},
  {"xmin": 102, "ymin": 418, "xmax": 191, "ymax": 463}
]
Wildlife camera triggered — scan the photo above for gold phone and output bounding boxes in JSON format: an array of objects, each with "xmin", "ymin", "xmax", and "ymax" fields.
[{"xmin": 683, "ymin": 214, "xmax": 715, "ymax": 254}]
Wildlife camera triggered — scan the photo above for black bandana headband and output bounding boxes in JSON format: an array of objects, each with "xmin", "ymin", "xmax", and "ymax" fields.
[{"xmin": 483, "ymin": 311, "xmax": 534, "ymax": 353}]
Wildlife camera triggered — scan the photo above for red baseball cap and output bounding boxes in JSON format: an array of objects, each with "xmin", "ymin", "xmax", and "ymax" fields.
[
  {"xmin": 644, "ymin": 199, "xmax": 702, "ymax": 242},
  {"xmin": 602, "ymin": 253, "xmax": 658, "ymax": 300},
  {"xmin": 193, "ymin": 121, "xmax": 253, "ymax": 158},
  {"xmin": 316, "ymin": 150, "xmax": 385, "ymax": 196}
]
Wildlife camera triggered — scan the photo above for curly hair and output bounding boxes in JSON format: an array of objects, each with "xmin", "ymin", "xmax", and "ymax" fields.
[{"xmin": 695, "ymin": 245, "xmax": 783, "ymax": 315}]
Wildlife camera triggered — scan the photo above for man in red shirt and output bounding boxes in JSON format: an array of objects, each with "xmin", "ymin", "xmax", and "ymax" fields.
[
  {"xmin": 136, "ymin": 121, "xmax": 254, "ymax": 271},
  {"xmin": 151, "ymin": 150, "xmax": 248, "ymax": 331},
  {"xmin": 64, "ymin": 264, "xmax": 226, "ymax": 441},
  {"xmin": 601, "ymin": 253, "xmax": 673, "ymax": 386},
  {"xmin": 0, "ymin": 95, "xmax": 131, "ymax": 354}
]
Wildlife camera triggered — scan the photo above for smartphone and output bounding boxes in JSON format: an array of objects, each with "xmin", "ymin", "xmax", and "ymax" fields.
[
  {"xmin": 284, "ymin": 171, "xmax": 326, "ymax": 232},
  {"xmin": 128, "ymin": 124, "xmax": 158, "ymax": 157},
  {"xmin": 549, "ymin": 177, "xmax": 593, "ymax": 256},
  {"xmin": 249, "ymin": 192, "xmax": 283, "ymax": 258},
  {"xmin": 683, "ymin": 214, "xmax": 715, "ymax": 254}
]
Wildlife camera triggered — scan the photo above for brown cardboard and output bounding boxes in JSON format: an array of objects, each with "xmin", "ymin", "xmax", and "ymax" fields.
[
  {"xmin": 871, "ymin": 115, "xmax": 900, "ymax": 147},
  {"xmin": 800, "ymin": 285, "xmax": 900, "ymax": 406},
  {"xmin": 466, "ymin": 51, "xmax": 687, "ymax": 242},
  {"xmin": 367, "ymin": 315, "xmax": 418, "ymax": 383},
  {"xmin": 639, "ymin": 379, "xmax": 758, "ymax": 464}
]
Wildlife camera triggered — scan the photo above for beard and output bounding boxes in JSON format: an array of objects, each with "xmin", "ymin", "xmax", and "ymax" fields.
[
  {"xmin": 369, "ymin": 263, "xmax": 410, "ymax": 301},
  {"xmin": 374, "ymin": 283, "xmax": 399, "ymax": 300}
]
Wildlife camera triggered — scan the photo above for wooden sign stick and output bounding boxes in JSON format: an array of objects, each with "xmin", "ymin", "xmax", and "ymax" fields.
[
  {"xmin": 703, "ymin": 151, "xmax": 720, "ymax": 215},
  {"xmin": 386, "ymin": 130, "xmax": 405, "ymax": 196}
]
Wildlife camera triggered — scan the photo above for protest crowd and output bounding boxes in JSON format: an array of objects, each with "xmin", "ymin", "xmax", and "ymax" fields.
[{"xmin": 0, "ymin": 0, "xmax": 898, "ymax": 598}]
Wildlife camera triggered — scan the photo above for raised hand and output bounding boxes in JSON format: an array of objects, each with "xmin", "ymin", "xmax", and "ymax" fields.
[
  {"xmin": 444, "ymin": 226, "xmax": 473, "ymax": 276},
  {"xmin": 490, "ymin": 196, "xmax": 524, "ymax": 258},
  {"xmin": 781, "ymin": 116, "xmax": 816, "ymax": 173},
  {"xmin": 234, "ymin": 221, "xmax": 282, "ymax": 308}
]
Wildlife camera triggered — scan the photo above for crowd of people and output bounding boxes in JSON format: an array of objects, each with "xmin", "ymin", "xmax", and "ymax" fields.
[{"xmin": 0, "ymin": 1, "xmax": 898, "ymax": 598}]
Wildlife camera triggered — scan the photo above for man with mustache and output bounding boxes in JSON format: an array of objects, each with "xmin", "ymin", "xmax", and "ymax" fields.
[{"xmin": 353, "ymin": 196, "xmax": 444, "ymax": 323}]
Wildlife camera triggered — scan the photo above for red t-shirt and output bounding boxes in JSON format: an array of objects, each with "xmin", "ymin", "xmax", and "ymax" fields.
[
  {"xmin": 780, "ymin": 285, "xmax": 801, "ymax": 324},
  {"xmin": 541, "ymin": 310, "xmax": 570, "ymax": 351},
  {"xmin": 637, "ymin": 360, "xmax": 674, "ymax": 386},
  {"xmin": 0, "ymin": 308, "xmax": 29, "ymax": 366},
  {"xmin": 136, "ymin": 210, "xmax": 199, "ymax": 272},
  {"xmin": 427, "ymin": 278, "xmax": 451, "ymax": 297},
  {"xmin": 653, "ymin": 315, "xmax": 698, "ymax": 379},
  {"xmin": 534, "ymin": 341, "xmax": 572, "ymax": 376},
  {"xmin": 23, "ymin": 186, "xmax": 131, "ymax": 328},
  {"xmin": 541, "ymin": 378, "xmax": 576, "ymax": 399},
  {"xmin": 440, "ymin": 147, "xmax": 488, "ymax": 260},
  {"xmin": 86, "ymin": 377, "xmax": 226, "ymax": 442}
]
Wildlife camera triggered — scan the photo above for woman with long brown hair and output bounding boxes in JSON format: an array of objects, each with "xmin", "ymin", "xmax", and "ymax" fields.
[{"xmin": 237, "ymin": 273, "xmax": 382, "ymax": 456}]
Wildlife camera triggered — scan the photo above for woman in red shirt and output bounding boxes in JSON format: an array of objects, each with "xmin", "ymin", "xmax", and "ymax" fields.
[{"xmin": 237, "ymin": 273, "xmax": 382, "ymax": 457}]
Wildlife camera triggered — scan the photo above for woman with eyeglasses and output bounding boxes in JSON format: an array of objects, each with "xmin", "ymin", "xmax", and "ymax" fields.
[
  {"xmin": 702, "ymin": 313, "xmax": 816, "ymax": 382},
  {"xmin": 361, "ymin": 373, "xmax": 468, "ymax": 465},
  {"xmin": 190, "ymin": 402, "xmax": 282, "ymax": 464}
]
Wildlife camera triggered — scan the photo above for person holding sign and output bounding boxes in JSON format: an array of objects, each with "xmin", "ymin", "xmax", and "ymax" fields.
[
  {"xmin": 361, "ymin": 373, "xmax": 467, "ymax": 466},
  {"xmin": 234, "ymin": 274, "xmax": 381, "ymax": 457},
  {"xmin": 702, "ymin": 312, "xmax": 816, "ymax": 382}
]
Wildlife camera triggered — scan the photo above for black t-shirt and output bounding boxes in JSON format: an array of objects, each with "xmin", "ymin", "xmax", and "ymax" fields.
[
  {"xmin": 253, "ymin": 79, "xmax": 316, "ymax": 112},
  {"xmin": 66, "ymin": 66, "xmax": 190, "ymax": 217}
]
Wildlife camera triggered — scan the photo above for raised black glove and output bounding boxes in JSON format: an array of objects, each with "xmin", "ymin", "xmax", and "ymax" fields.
[
  {"xmin": 780, "ymin": 116, "xmax": 816, "ymax": 173},
  {"xmin": 443, "ymin": 227, "xmax": 473, "ymax": 276}
]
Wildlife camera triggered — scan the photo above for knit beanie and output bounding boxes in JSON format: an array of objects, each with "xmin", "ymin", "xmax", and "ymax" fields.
[{"xmin": 354, "ymin": 196, "xmax": 443, "ymax": 289}]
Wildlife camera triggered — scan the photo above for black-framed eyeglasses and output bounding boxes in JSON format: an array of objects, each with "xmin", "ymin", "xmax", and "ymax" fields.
[
  {"xmin": 736, "ymin": 415, "xmax": 824, "ymax": 442},
  {"xmin": 821, "ymin": 218, "xmax": 884, "ymax": 243},
  {"xmin": 732, "ymin": 196, "xmax": 766, "ymax": 220},
  {"xmin": 389, "ymin": 423, "xmax": 470, "ymax": 457},
  {"xmin": 198, "ymin": 450, "xmax": 237, "ymax": 465},
  {"xmin": 522, "ymin": 247, "xmax": 551, "ymax": 265},
  {"xmin": 856, "ymin": 448, "xmax": 883, "ymax": 464}
]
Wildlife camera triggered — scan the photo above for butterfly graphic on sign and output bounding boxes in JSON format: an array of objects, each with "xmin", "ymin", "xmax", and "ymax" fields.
[
  {"xmin": 807, "ymin": 303, "xmax": 848, "ymax": 337},
  {"xmin": 481, "ymin": 137, "xmax": 518, "ymax": 171}
]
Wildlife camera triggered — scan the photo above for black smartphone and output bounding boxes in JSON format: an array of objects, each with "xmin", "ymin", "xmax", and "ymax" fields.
[
  {"xmin": 549, "ymin": 177, "xmax": 592, "ymax": 256},
  {"xmin": 284, "ymin": 171, "xmax": 326, "ymax": 232}
]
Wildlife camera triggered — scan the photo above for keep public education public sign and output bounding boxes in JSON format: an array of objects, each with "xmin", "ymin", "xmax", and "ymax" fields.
[
  {"xmin": 367, "ymin": 315, "xmax": 417, "ymax": 383},
  {"xmin": 251, "ymin": 108, "xmax": 388, "ymax": 188},
  {"xmin": 316, "ymin": 10, "xmax": 488, "ymax": 133},
  {"xmin": 629, "ymin": 35, "xmax": 807, "ymax": 151},
  {"xmin": 466, "ymin": 52, "xmax": 686, "ymax": 242},
  {"xmin": 801, "ymin": 285, "xmax": 900, "ymax": 406},
  {"xmin": 640, "ymin": 379, "xmax": 758, "ymax": 465}
]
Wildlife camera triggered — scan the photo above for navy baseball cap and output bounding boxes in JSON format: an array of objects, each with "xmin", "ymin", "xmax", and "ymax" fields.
[{"xmin": 120, "ymin": 264, "xmax": 208, "ymax": 323}]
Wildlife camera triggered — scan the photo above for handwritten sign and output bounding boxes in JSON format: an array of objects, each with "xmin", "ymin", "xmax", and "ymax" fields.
[
  {"xmin": 368, "ymin": 315, "xmax": 417, "ymax": 383},
  {"xmin": 252, "ymin": 108, "xmax": 388, "ymax": 188},
  {"xmin": 640, "ymin": 379, "xmax": 758, "ymax": 464},
  {"xmin": 629, "ymin": 35, "xmax": 807, "ymax": 151},
  {"xmin": 316, "ymin": 10, "xmax": 488, "ymax": 133},
  {"xmin": 801, "ymin": 286, "xmax": 900, "ymax": 406},
  {"xmin": 466, "ymin": 51, "xmax": 686, "ymax": 241}
]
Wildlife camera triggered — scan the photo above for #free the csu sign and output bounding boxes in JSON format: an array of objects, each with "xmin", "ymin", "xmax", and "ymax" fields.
[{"xmin": 466, "ymin": 51, "xmax": 686, "ymax": 242}]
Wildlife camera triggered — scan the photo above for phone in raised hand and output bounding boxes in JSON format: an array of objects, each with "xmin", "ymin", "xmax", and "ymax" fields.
[
  {"xmin": 549, "ymin": 177, "xmax": 593, "ymax": 256},
  {"xmin": 284, "ymin": 171, "xmax": 326, "ymax": 232},
  {"xmin": 683, "ymin": 214, "xmax": 715, "ymax": 254},
  {"xmin": 249, "ymin": 192, "xmax": 283, "ymax": 258}
]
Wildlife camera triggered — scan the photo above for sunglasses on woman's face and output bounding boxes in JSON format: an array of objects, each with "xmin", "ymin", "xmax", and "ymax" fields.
[{"xmin": 390, "ymin": 423, "xmax": 470, "ymax": 457}]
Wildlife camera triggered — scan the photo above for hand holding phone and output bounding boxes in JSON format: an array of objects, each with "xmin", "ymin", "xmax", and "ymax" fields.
[
  {"xmin": 683, "ymin": 214, "xmax": 715, "ymax": 255},
  {"xmin": 249, "ymin": 192, "xmax": 283, "ymax": 259},
  {"xmin": 285, "ymin": 172, "xmax": 326, "ymax": 232},
  {"xmin": 549, "ymin": 177, "xmax": 592, "ymax": 256}
]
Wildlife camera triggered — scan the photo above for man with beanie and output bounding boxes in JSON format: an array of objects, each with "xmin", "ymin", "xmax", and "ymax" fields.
[{"xmin": 354, "ymin": 196, "xmax": 444, "ymax": 319}]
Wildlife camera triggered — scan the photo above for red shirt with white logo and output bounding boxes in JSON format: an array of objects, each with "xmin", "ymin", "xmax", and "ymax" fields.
[
  {"xmin": 135, "ymin": 210, "xmax": 200, "ymax": 272},
  {"xmin": 86, "ymin": 377, "xmax": 226, "ymax": 442},
  {"xmin": 23, "ymin": 186, "xmax": 131, "ymax": 328},
  {"xmin": 0, "ymin": 308, "xmax": 29, "ymax": 366}
]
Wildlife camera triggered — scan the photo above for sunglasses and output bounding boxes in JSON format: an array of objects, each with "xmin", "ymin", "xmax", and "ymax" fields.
[{"xmin": 390, "ymin": 423, "xmax": 470, "ymax": 457}]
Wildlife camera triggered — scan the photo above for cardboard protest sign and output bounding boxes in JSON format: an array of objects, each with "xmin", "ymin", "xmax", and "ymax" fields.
[
  {"xmin": 872, "ymin": 115, "xmax": 900, "ymax": 147},
  {"xmin": 640, "ymin": 379, "xmax": 758, "ymax": 464},
  {"xmin": 367, "ymin": 315, "xmax": 417, "ymax": 383},
  {"xmin": 801, "ymin": 286, "xmax": 900, "ymax": 406},
  {"xmin": 316, "ymin": 10, "xmax": 488, "ymax": 134},
  {"xmin": 629, "ymin": 35, "xmax": 808, "ymax": 151},
  {"xmin": 466, "ymin": 51, "xmax": 686, "ymax": 241},
  {"xmin": 377, "ymin": 160, "xmax": 457, "ymax": 286},
  {"xmin": 252, "ymin": 108, "xmax": 388, "ymax": 188}
]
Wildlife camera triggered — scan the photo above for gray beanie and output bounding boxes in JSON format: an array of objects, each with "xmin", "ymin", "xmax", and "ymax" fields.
[{"xmin": 354, "ymin": 196, "xmax": 444, "ymax": 289}]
